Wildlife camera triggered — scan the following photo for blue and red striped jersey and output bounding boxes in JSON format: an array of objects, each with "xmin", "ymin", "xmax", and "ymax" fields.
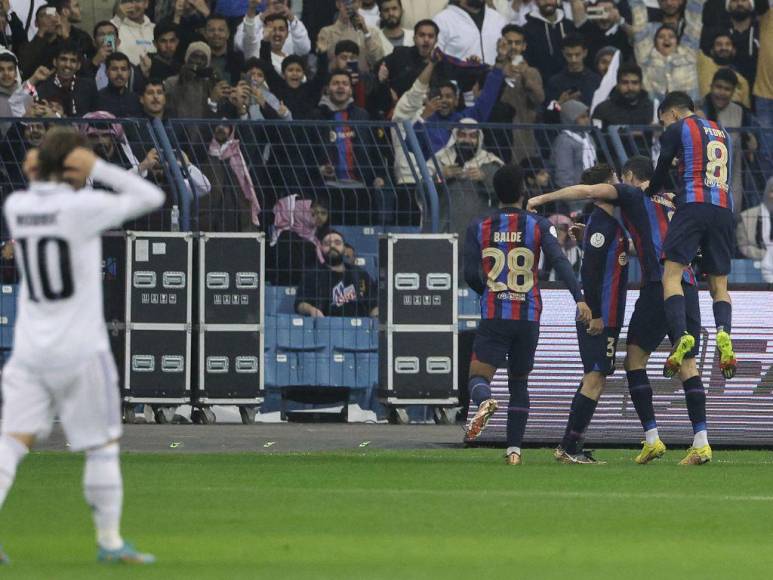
[
  {"xmin": 463, "ymin": 208, "xmax": 583, "ymax": 321},
  {"xmin": 648, "ymin": 116, "xmax": 734, "ymax": 210},
  {"xmin": 613, "ymin": 184, "xmax": 696, "ymax": 286},
  {"xmin": 581, "ymin": 207, "xmax": 629, "ymax": 329},
  {"xmin": 332, "ymin": 110, "xmax": 357, "ymax": 181}
]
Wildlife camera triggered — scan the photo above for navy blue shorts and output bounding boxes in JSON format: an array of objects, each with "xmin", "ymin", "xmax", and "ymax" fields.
[
  {"xmin": 627, "ymin": 282, "xmax": 701, "ymax": 357},
  {"xmin": 472, "ymin": 319, "xmax": 540, "ymax": 376},
  {"xmin": 662, "ymin": 203, "xmax": 734, "ymax": 275},
  {"xmin": 577, "ymin": 323, "xmax": 621, "ymax": 376}
]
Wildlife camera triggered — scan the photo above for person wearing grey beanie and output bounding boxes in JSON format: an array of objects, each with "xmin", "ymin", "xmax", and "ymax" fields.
[{"xmin": 551, "ymin": 98, "xmax": 597, "ymax": 198}]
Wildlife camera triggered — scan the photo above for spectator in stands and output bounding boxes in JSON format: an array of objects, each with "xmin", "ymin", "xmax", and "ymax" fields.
[
  {"xmin": 521, "ymin": 155, "xmax": 569, "ymax": 215},
  {"xmin": 593, "ymin": 45, "xmax": 617, "ymax": 77},
  {"xmin": 541, "ymin": 212, "xmax": 582, "ymax": 280},
  {"xmin": 314, "ymin": 68, "xmax": 387, "ymax": 223},
  {"xmin": 736, "ymin": 177, "xmax": 772, "ymax": 275},
  {"xmin": 111, "ymin": 0, "xmax": 155, "ymax": 66},
  {"xmin": 496, "ymin": 24, "xmax": 544, "ymax": 163},
  {"xmin": 493, "ymin": 0, "xmax": 534, "ymax": 25},
  {"xmin": 720, "ymin": 0, "xmax": 766, "ymax": 86},
  {"xmin": 701, "ymin": 68, "xmax": 758, "ymax": 211},
  {"xmin": 0, "ymin": 52, "xmax": 20, "ymax": 120},
  {"xmin": 96, "ymin": 52, "xmax": 143, "ymax": 117},
  {"xmin": 378, "ymin": 0, "xmax": 414, "ymax": 52},
  {"xmin": 160, "ymin": 0, "xmax": 209, "ymax": 58},
  {"xmin": 524, "ymin": 0, "xmax": 577, "ymax": 82},
  {"xmin": 0, "ymin": 2, "xmax": 26, "ymax": 56},
  {"xmin": 12, "ymin": 41, "xmax": 98, "ymax": 116},
  {"xmin": 343, "ymin": 242, "xmax": 357, "ymax": 265},
  {"xmin": 267, "ymin": 194, "xmax": 324, "ymax": 286},
  {"xmin": 402, "ymin": 0, "xmax": 448, "ymax": 30},
  {"xmin": 18, "ymin": 5, "xmax": 60, "ymax": 78},
  {"xmin": 82, "ymin": 21, "xmax": 118, "ymax": 82},
  {"xmin": 256, "ymin": 45, "xmax": 328, "ymax": 118},
  {"xmin": 236, "ymin": 0, "xmax": 310, "ymax": 61},
  {"xmin": 433, "ymin": 0, "xmax": 508, "ymax": 65},
  {"xmin": 241, "ymin": 57, "xmax": 292, "ymax": 120},
  {"xmin": 81, "ymin": 111, "xmax": 147, "ymax": 172},
  {"xmin": 164, "ymin": 41, "xmax": 220, "ymax": 118},
  {"xmin": 317, "ymin": 0, "xmax": 386, "ymax": 71},
  {"xmin": 148, "ymin": 22, "xmax": 182, "ymax": 81},
  {"xmin": 753, "ymin": 2, "xmax": 772, "ymax": 178},
  {"xmin": 550, "ymin": 99, "xmax": 597, "ymax": 191},
  {"xmin": 545, "ymin": 33, "xmax": 601, "ymax": 107},
  {"xmin": 205, "ymin": 15, "xmax": 244, "ymax": 84},
  {"xmin": 592, "ymin": 62, "xmax": 655, "ymax": 127},
  {"xmin": 432, "ymin": 119, "xmax": 504, "ymax": 266},
  {"xmin": 295, "ymin": 230, "xmax": 378, "ymax": 318},
  {"xmin": 204, "ymin": 121, "xmax": 262, "ymax": 231},
  {"xmin": 360, "ymin": 0, "xmax": 380, "ymax": 28},
  {"xmin": 139, "ymin": 78, "xmax": 166, "ymax": 119},
  {"xmin": 332, "ymin": 39, "xmax": 390, "ymax": 116},
  {"xmin": 381, "ymin": 18, "xmax": 438, "ymax": 98},
  {"xmin": 644, "ymin": 0, "xmax": 690, "ymax": 39},
  {"xmin": 572, "ymin": 0, "xmax": 634, "ymax": 65},
  {"xmin": 698, "ymin": 31, "xmax": 752, "ymax": 107},
  {"xmin": 312, "ymin": 200, "xmax": 332, "ymax": 239},
  {"xmin": 51, "ymin": 0, "xmax": 93, "ymax": 59}
]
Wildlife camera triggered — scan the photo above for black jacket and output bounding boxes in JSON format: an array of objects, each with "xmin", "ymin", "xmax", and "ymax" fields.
[
  {"xmin": 545, "ymin": 68, "xmax": 601, "ymax": 107},
  {"xmin": 36, "ymin": 75, "xmax": 99, "ymax": 117},
  {"xmin": 523, "ymin": 14, "xmax": 576, "ymax": 82},
  {"xmin": 592, "ymin": 89, "xmax": 654, "ymax": 127},
  {"xmin": 577, "ymin": 21, "xmax": 634, "ymax": 67},
  {"xmin": 97, "ymin": 84, "xmax": 143, "ymax": 117}
]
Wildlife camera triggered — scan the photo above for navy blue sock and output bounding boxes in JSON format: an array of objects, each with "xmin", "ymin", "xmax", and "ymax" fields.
[
  {"xmin": 468, "ymin": 376, "xmax": 492, "ymax": 407},
  {"xmin": 682, "ymin": 376, "xmax": 707, "ymax": 433},
  {"xmin": 712, "ymin": 301, "xmax": 732, "ymax": 333},
  {"xmin": 506, "ymin": 378, "xmax": 530, "ymax": 449},
  {"xmin": 561, "ymin": 385, "xmax": 598, "ymax": 454},
  {"xmin": 561, "ymin": 383, "xmax": 583, "ymax": 443},
  {"xmin": 626, "ymin": 369, "xmax": 657, "ymax": 431},
  {"xmin": 664, "ymin": 295, "xmax": 687, "ymax": 339}
]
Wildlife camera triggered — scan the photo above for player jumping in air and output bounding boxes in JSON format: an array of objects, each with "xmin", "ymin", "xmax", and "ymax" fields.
[
  {"xmin": 0, "ymin": 128, "xmax": 164, "ymax": 564},
  {"xmin": 463, "ymin": 166, "xmax": 592, "ymax": 465},
  {"xmin": 648, "ymin": 91, "xmax": 736, "ymax": 381},
  {"xmin": 553, "ymin": 165, "xmax": 629, "ymax": 465},
  {"xmin": 529, "ymin": 156, "xmax": 712, "ymax": 465}
]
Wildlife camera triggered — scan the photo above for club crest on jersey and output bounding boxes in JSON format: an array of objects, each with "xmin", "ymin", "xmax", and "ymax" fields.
[{"xmin": 590, "ymin": 233, "xmax": 605, "ymax": 248}]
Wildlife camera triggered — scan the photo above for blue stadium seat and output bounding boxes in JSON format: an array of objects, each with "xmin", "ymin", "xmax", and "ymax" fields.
[
  {"xmin": 457, "ymin": 288, "xmax": 479, "ymax": 317},
  {"xmin": 337, "ymin": 226, "xmax": 381, "ymax": 256},
  {"xmin": 275, "ymin": 314, "xmax": 324, "ymax": 351},
  {"xmin": 297, "ymin": 352, "xmax": 356, "ymax": 387},
  {"xmin": 0, "ymin": 285, "xmax": 18, "ymax": 357},
  {"xmin": 316, "ymin": 317, "xmax": 377, "ymax": 352},
  {"xmin": 354, "ymin": 352, "xmax": 379, "ymax": 389},
  {"xmin": 354, "ymin": 254, "xmax": 378, "ymax": 280},
  {"xmin": 730, "ymin": 259, "xmax": 764, "ymax": 283},
  {"xmin": 265, "ymin": 286, "xmax": 297, "ymax": 314},
  {"xmin": 265, "ymin": 350, "xmax": 295, "ymax": 388}
]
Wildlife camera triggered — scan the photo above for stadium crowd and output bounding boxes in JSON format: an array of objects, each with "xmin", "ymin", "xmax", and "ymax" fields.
[{"xmin": 0, "ymin": 0, "xmax": 771, "ymax": 288}]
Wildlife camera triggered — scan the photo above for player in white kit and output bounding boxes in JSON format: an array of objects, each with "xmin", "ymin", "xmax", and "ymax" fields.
[{"xmin": 0, "ymin": 128, "xmax": 164, "ymax": 565}]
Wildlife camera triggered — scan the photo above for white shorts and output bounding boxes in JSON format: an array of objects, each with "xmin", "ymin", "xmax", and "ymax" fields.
[{"xmin": 1, "ymin": 351, "xmax": 122, "ymax": 451}]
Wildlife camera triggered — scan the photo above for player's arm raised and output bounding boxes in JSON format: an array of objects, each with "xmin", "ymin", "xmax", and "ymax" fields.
[
  {"xmin": 64, "ymin": 148, "xmax": 166, "ymax": 235},
  {"xmin": 646, "ymin": 124, "xmax": 679, "ymax": 196},
  {"xmin": 538, "ymin": 220, "xmax": 592, "ymax": 324},
  {"xmin": 526, "ymin": 183, "xmax": 618, "ymax": 212},
  {"xmin": 463, "ymin": 223, "xmax": 486, "ymax": 296}
]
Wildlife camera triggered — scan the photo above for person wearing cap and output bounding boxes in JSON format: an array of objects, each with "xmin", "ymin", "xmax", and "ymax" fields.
[
  {"xmin": 550, "ymin": 99, "xmax": 597, "ymax": 195},
  {"xmin": 163, "ymin": 41, "xmax": 220, "ymax": 118}
]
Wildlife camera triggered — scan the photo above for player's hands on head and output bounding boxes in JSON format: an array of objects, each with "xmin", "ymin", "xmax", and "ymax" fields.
[
  {"xmin": 63, "ymin": 147, "xmax": 97, "ymax": 188},
  {"xmin": 576, "ymin": 301, "xmax": 592, "ymax": 325},
  {"xmin": 587, "ymin": 317, "xmax": 603, "ymax": 336}
]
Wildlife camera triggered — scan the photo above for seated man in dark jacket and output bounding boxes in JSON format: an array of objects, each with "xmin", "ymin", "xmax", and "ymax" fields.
[
  {"xmin": 545, "ymin": 33, "xmax": 601, "ymax": 107},
  {"xmin": 295, "ymin": 230, "xmax": 378, "ymax": 318},
  {"xmin": 592, "ymin": 62, "xmax": 655, "ymax": 127},
  {"xmin": 96, "ymin": 52, "xmax": 143, "ymax": 117}
]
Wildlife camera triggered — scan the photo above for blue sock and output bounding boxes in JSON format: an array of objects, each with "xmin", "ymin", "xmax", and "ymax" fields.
[
  {"xmin": 664, "ymin": 295, "xmax": 687, "ymax": 339},
  {"xmin": 506, "ymin": 378, "xmax": 529, "ymax": 449},
  {"xmin": 468, "ymin": 376, "xmax": 492, "ymax": 407},
  {"xmin": 626, "ymin": 369, "xmax": 657, "ymax": 431},
  {"xmin": 713, "ymin": 301, "xmax": 732, "ymax": 333},
  {"xmin": 682, "ymin": 375, "xmax": 707, "ymax": 434}
]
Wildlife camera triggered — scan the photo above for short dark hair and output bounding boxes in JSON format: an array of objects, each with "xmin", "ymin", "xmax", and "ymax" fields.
[
  {"xmin": 244, "ymin": 57, "xmax": 271, "ymax": 74},
  {"xmin": 378, "ymin": 0, "xmax": 401, "ymax": 8},
  {"xmin": 35, "ymin": 4, "xmax": 52, "ymax": 20},
  {"xmin": 53, "ymin": 40, "xmax": 80, "ymax": 59},
  {"xmin": 93, "ymin": 20, "xmax": 118, "ymax": 39},
  {"xmin": 493, "ymin": 165, "xmax": 525, "ymax": 204},
  {"xmin": 38, "ymin": 127, "xmax": 88, "ymax": 180},
  {"xmin": 501, "ymin": 24, "xmax": 526, "ymax": 38},
  {"xmin": 105, "ymin": 52, "xmax": 130, "ymax": 69},
  {"xmin": 281, "ymin": 54, "xmax": 306, "ymax": 72},
  {"xmin": 617, "ymin": 62, "xmax": 642, "ymax": 83},
  {"xmin": 264, "ymin": 13, "xmax": 289, "ymax": 27},
  {"xmin": 143, "ymin": 78, "xmax": 165, "ymax": 92},
  {"xmin": 327, "ymin": 68, "xmax": 352, "ymax": 85},
  {"xmin": 413, "ymin": 19, "xmax": 439, "ymax": 36},
  {"xmin": 561, "ymin": 33, "xmax": 585, "ymax": 50},
  {"xmin": 430, "ymin": 79, "xmax": 457, "ymax": 97},
  {"xmin": 581, "ymin": 164, "xmax": 615, "ymax": 185},
  {"xmin": 712, "ymin": 67, "xmax": 738, "ymax": 87},
  {"xmin": 153, "ymin": 22, "xmax": 179, "ymax": 43},
  {"xmin": 711, "ymin": 30, "xmax": 734, "ymax": 45},
  {"xmin": 322, "ymin": 229, "xmax": 345, "ymax": 244},
  {"xmin": 658, "ymin": 91, "xmax": 695, "ymax": 116},
  {"xmin": 205, "ymin": 14, "xmax": 228, "ymax": 26},
  {"xmin": 622, "ymin": 155, "xmax": 653, "ymax": 182},
  {"xmin": 519, "ymin": 156, "xmax": 546, "ymax": 180},
  {"xmin": 335, "ymin": 39, "xmax": 360, "ymax": 56}
]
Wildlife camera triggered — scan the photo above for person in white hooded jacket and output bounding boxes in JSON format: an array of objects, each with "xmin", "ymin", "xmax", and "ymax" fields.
[
  {"xmin": 111, "ymin": 0, "xmax": 155, "ymax": 66},
  {"xmin": 433, "ymin": 0, "xmax": 508, "ymax": 64}
]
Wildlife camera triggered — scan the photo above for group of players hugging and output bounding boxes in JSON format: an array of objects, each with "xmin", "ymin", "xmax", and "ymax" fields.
[{"xmin": 464, "ymin": 91, "xmax": 738, "ymax": 467}]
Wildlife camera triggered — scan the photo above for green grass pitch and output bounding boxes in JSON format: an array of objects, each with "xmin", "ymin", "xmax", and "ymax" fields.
[{"xmin": 1, "ymin": 449, "xmax": 772, "ymax": 579}]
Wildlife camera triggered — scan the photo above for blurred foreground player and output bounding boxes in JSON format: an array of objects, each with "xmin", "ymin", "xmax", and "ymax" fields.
[
  {"xmin": 529, "ymin": 156, "xmax": 712, "ymax": 465},
  {"xmin": 649, "ymin": 91, "xmax": 737, "ymax": 381},
  {"xmin": 553, "ymin": 165, "xmax": 629, "ymax": 465},
  {"xmin": 463, "ymin": 166, "xmax": 591, "ymax": 465},
  {"xmin": 0, "ymin": 127, "xmax": 164, "ymax": 564}
]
